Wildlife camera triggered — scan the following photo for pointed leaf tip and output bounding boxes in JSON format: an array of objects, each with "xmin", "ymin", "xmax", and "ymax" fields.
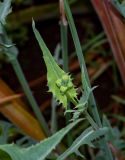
[
  {"xmin": 32, "ymin": 24, "xmax": 77, "ymax": 108},
  {"xmin": 32, "ymin": 19, "xmax": 35, "ymax": 30}
]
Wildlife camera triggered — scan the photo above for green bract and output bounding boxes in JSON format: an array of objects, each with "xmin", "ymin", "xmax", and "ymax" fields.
[{"xmin": 32, "ymin": 20, "xmax": 77, "ymax": 108}]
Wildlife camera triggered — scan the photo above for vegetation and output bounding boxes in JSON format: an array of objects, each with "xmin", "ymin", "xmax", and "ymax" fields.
[{"xmin": 0, "ymin": 0, "xmax": 125, "ymax": 159}]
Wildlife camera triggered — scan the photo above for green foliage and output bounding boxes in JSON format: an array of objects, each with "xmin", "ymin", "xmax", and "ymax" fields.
[
  {"xmin": 0, "ymin": 0, "xmax": 49, "ymax": 136},
  {"xmin": 0, "ymin": 0, "xmax": 12, "ymax": 33},
  {"xmin": 103, "ymin": 115, "xmax": 125, "ymax": 150},
  {"xmin": 0, "ymin": 121, "xmax": 15, "ymax": 144},
  {"xmin": 32, "ymin": 20, "xmax": 77, "ymax": 108},
  {"xmin": 12, "ymin": 0, "xmax": 32, "ymax": 6},
  {"xmin": 0, "ymin": 149, "xmax": 12, "ymax": 160},
  {"xmin": 0, "ymin": 0, "xmax": 116, "ymax": 159},
  {"xmin": 65, "ymin": 67, "xmax": 97, "ymax": 122},
  {"xmin": 0, "ymin": 0, "xmax": 18, "ymax": 62},
  {"xmin": 111, "ymin": 0, "xmax": 125, "ymax": 18},
  {"xmin": 57, "ymin": 127, "xmax": 108, "ymax": 160},
  {"xmin": 0, "ymin": 120, "xmax": 81, "ymax": 160}
]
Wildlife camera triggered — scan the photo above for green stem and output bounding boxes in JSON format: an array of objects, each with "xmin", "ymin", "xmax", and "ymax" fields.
[
  {"xmin": 101, "ymin": 141, "xmax": 114, "ymax": 160},
  {"xmin": 85, "ymin": 110, "xmax": 99, "ymax": 130},
  {"xmin": 64, "ymin": 0, "xmax": 101, "ymax": 127},
  {"xmin": 60, "ymin": 22, "xmax": 68, "ymax": 72},
  {"xmin": 10, "ymin": 58, "xmax": 50, "ymax": 136},
  {"xmin": 60, "ymin": 19, "xmax": 73, "ymax": 146},
  {"xmin": 51, "ymin": 97, "xmax": 57, "ymax": 134},
  {"xmin": 64, "ymin": 0, "xmax": 113, "ymax": 159}
]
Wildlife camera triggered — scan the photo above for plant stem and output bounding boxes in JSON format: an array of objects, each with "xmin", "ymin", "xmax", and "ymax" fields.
[
  {"xmin": 85, "ymin": 110, "xmax": 99, "ymax": 130},
  {"xmin": 60, "ymin": 22, "xmax": 68, "ymax": 72},
  {"xmin": 102, "ymin": 142, "xmax": 114, "ymax": 160},
  {"xmin": 10, "ymin": 58, "xmax": 50, "ymax": 136},
  {"xmin": 64, "ymin": 0, "xmax": 113, "ymax": 159},
  {"xmin": 60, "ymin": 3, "xmax": 73, "ymax": 145},
  {"xmin": 64, "ymin": 0, "xmax": 101, "ymax": 127},
  {"xmin": 51, "ymin": 97, "xmax": 57, "ymax": 134}
]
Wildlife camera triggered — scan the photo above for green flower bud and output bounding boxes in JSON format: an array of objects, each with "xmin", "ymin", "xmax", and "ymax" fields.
[
  {"xmin": 67, "ymin": 82, "xmax": 73, "ymax": 88},
  {"xmin": 62, "ymin": 74, "xmax": 69, "ymax": 84},
  {"xmin": 56, "ymin": 79, "xmax": 62, "ymax": 88},
  {"xmin": 60, "ymin": 86, "xmax": 67, "ymax": 95}
]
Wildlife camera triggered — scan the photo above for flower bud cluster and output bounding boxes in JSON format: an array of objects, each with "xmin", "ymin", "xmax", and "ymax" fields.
[{"xmin": 56, "ymin": 74, "xmax": 73, "ymax": 95}]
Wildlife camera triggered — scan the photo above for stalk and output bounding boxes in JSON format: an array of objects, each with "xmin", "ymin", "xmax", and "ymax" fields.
[
  {"xmin": 10, "ymin": 58, "xmax": 50, "ymax": 136},
  {"xmin": 51, "ymin": 97, "xmax": 57, "ymax": 134},
  {"xmin": 60, "ymin": 0, "xmax": 72, "ymax": 146},
  {"xmin": 64, "ymin": 0, "xmax": 101, "ymax": 127},
  {"xmin": 64, "ymin": 0, "xmax": 113, "ymax": 159},
  {"xmin": 85, "ymin": 110, "xmax": 99, "ymax": 130},
  {"xmin": 60, "ymin": 22, "xmax": 68, "ymax": 72}
]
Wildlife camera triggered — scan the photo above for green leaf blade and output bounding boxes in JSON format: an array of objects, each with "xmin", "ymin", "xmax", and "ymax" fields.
[
  {"xmin": 32, "ymin": 20, "xmax": 77, "ymax": 108},
  {"xmin": 0, "ymin": 0, "xmax": 12, "ymax": 25},
  {"xmin": 0, "ymin": 119, "xmax": 81, "ymax": 160},
  {"xmin": 57, "ymin": 127, "xmax": 108, "ymax": 160}
]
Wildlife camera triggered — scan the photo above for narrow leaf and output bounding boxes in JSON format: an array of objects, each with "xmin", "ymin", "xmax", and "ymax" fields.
[
  {"xmin": 0, "ymin": 0, "xmax": 12, "ymax": 25},
  {"xmin": 111, "ymin": 0, "xmax": 125, "ymax": 18},
  {"xmin": 57, "ymin": 127, "xmax": 108, "ymax": 160}
]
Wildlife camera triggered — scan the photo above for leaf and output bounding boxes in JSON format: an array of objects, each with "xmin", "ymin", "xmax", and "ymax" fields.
[
  {"xmin": 0, "ymin": 119, "xmax": 81, "ymax": 160},
  {"xmin": 0, "ymin": 0, "xmax": 12, "ymax": 25},
  {"xmin": 0, "ymin": 149, "xmax": 12, "ymax": 160},
  {"xmin": 0, "ymin": 121, "xmax": 14, "ymax": 144},
  {"xmin": 32, "ymin": 20, "xmax": 77, "ymax": 108},
  {"xmin": 66, "ymin": 66, "xmax": 97, "ymax": 121},
  {"xmin": 0, "ymin": 43, "xmax": 15, "ymax": 48},
  {"xmin": 57, "ymin": 127, "xmax": 108, "ymax": 160},
  {"xmin": 103, "ymin": 115, "xmax": 125, "ymax": 150},
  {"xmin": 0, "ymin": 30, "xmax": 18, "ymax": 62},
  {"xmin": 111, "ymin": 0, "xmax": 125, "ymax": 18},
  {"xmin": 76, "ymin": 66, "xmax": 97, "ymax": 109},
  {"xmin": 0, "ymin": 0, "xmax": 12, "ymax": 33}
]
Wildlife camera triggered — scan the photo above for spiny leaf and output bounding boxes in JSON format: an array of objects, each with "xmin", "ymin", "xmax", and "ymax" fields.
[
  {"xmin": 32, "ymin": 20, "xmax": 77, "ymax": 108},
  {"xmin": 65, "ymin": 66, "xmax": 97, "ymax": 121},
  {"xmin": 57, "ymin": 127, "xmax": 108, "ymax": 160},
  {"xmin": 76, "ymin": 66, "xmax": 97, "ymax": 110},
  {"xmin": 0, "ymin": 119, "xmax": 81, "ymax": 160}
]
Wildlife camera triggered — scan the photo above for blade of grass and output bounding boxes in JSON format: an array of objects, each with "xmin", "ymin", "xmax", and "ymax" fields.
[
  {"xmin": 70, "ymin": 32, "xmax": 106, "ymax": 59},
  {"xmin": 60, "ymin": 22, "xmax": 68, "ymax": 72},
  {"xmin": 51, "ymin": 97, "xmax": 57, "ymax": 134},
  {"xmin": 60, "ymin": 0, "xmax": 73, "ymax": 147},
  {"xmin": 81, "ymin": 32, "xmax": 106, "ymax": 54},
  {"xmin": 64, "ymin": 1, "xmax": 113, "ymax": 159},
  {"xmin": 111, "ymin": 95, "xmax": 125, "ymax": 105},
  {"xmin": 64, "ymin": 0, "xmax": 101, "ymax": 127}
]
